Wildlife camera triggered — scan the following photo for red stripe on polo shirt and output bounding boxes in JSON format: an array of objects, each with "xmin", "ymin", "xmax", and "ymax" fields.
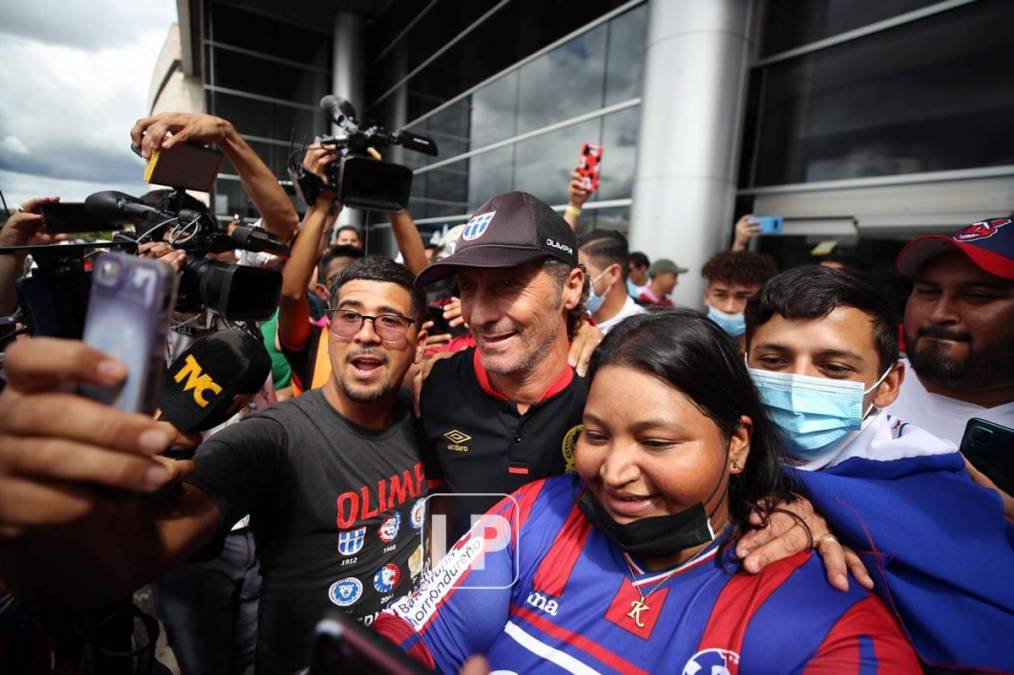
[
  {"xmin": 472, "ymin": 349, "xmax": 574, "ymax": 404},
  {"xmin": 696, "ymin": 550, "xmax": 810, "ymax": 660},
  {"xmin": 530, "ymin": 501, "xmax": 593, "ymax": 598},
  {"xmin": 507, "ymin": 466, "xmax": 529, "ymax": 475},
  {"xmin": 512, "ymin": 605, "xmax": 648, "ymax": 675}
]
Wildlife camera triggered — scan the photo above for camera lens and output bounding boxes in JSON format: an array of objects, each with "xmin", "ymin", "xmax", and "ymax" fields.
[{"xmin": 97, "ymin": 259, "xmax": 120, "ymax": 285}]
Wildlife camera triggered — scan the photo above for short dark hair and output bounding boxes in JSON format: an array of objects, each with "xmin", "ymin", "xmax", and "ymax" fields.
[
  {"xmin": 579, "ymin": 229, "xmax": 630, "ymax": 281},
  {"xmin": 330, "ymin": 255, "xmax": 426, "ymax": 323},
  {"xmin": 319, "ymin": 244, "xmax": 364, "ymax": 283},
  {"xmin": 745, "ymin": 266, "xmax": 900, "ymax": 372},
  {"xmin": 629, "ymin": 251, "xmax": 649, "ymax": 269},
  {"xmin": 335, "ymin": 225, "xmax": 361, "ymax": 239},
  {"xmin": 702, "ymin": 251, "xmax": 778, "ymax": 287},
  {"xmin": 588, "ymin": 309, "xmax": 796, "ymax": 535},
  {"xmin": 543, "ymin": 258, "xmax": 589, "ymax": 341}
]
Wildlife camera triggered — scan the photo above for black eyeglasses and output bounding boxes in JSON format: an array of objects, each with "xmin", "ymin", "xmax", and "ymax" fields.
[{"xmin": 326, "ymin": 308, "xmax": 415, "ymax": 343}]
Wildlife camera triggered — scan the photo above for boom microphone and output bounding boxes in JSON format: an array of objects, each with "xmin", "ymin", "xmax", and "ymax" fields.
[
  {"xmin": 159, "ymin": 329, "xmax": 272, "ymax": 433},
  {"xmin": 320, "ymin": 95, "xmax": 358, "ymax": 127},
  {"xmin": 85, "ymin": 190, "xmax": 168, "ymax": 223}
]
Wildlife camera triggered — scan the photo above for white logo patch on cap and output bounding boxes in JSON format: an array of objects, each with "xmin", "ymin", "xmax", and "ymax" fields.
[{"xmin": 462, "ymin": 211, "xmax": 496, "ymax": 241}]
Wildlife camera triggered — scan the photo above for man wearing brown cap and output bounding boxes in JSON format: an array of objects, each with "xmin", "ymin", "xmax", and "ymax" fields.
[
  {"xmin": 414, "ymin": 192, "xmax": 590, "ymax": 535},
  {"xmin": 891, "ymin": 217, "xmax": 1014, "ymax": 446}
]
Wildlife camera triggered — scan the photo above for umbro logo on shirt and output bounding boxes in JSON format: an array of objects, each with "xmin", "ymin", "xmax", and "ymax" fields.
[{"xmin": 444, "ymin": 429, "xmax": 471, "ymax": 452}]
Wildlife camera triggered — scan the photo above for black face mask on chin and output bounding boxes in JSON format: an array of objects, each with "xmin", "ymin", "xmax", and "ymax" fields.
[{"xmin": 577, "ymin": 459, "xmax": 730, "ymax": 560}]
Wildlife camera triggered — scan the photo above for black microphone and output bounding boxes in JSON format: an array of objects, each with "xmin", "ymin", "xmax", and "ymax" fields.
[
  {"xmin": 320, "ymin": 95, "xmax": 358, "ymax": 126},
  {"xmin": 86, "ymin": 191, "xmax": 168, "ymax": 223},
  {"xmin": 392, "ymin": 130, "xmax": 439, "ymax": 157},
  {"xmin": 230, "ymin": 225, "xmax": 291, "ymax": 257},
  {"xmin": 159, "ymin": 329, "xmax": 272, "ymax": 433}
]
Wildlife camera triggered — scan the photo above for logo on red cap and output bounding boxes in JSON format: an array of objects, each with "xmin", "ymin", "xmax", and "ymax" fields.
[{"xmin": 953, "ymin": 217, "xmax": 1010, "ymax": 243}]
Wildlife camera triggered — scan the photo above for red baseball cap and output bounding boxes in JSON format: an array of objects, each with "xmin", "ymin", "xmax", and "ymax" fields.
[{"xmin": 895, "ymin": 217, "xmax": 1014, "ymax": 280}]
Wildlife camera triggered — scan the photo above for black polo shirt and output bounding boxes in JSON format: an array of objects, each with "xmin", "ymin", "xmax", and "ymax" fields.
[{"xmin": 418, "ymin": 348, "xmax": 587, "ymax": 528}]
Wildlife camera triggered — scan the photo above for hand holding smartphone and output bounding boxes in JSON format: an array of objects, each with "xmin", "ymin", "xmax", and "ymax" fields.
[
  {"xmin": 752, "ymin": 215, "xmax": 783, "ymax": 235},
  {"xmin": 79, "ymin": 252, "xmax": 178, "ymax": 415},
  {"xmin": 960, "ymin": 418, "xmax": 1014, "ymax": 496},
  {"xmin": 576, "ymin": 143, "xmax": 603, "ymax": 193}
]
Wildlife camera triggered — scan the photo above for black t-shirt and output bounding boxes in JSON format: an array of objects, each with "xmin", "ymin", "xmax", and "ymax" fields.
[
  {"xmin": 187, "ymin": 388, "xmax": 428, "ymax": 675},
  {"xmin": 418, "ymin": 348, "xmax": 587, "ymax": 533}
]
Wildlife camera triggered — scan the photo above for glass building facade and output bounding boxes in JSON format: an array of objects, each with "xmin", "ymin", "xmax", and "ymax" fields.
[
  {"xmin": 364, "ymin": 0, "xmax": 647, "ymax": 231},
  {"xmin": 172, "ymin": 0, "xmax": 1014, "ymax": 282},
  {"xmin": 201, "ymin": 1, "xmax": 334, "ymax": 218}
]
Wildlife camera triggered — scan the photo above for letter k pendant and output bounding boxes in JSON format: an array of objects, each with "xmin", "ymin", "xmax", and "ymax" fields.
[{"xmin": 627, "ymin": 597, "xmax": 650, "ymax": 628}]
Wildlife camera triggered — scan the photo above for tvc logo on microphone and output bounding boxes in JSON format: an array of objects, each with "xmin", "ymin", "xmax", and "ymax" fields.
[{"xmin": 174, "ymin": 355, "xmax": 222, "ymax": 407}]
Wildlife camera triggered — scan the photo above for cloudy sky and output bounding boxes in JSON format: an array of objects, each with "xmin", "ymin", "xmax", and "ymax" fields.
[{"xmin": 0, "ymin": 0, "xmax": 177, "ymax": 210}]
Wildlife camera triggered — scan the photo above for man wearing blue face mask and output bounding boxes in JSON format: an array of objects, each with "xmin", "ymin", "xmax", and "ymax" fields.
[
  {"xmin": 701, "ymin": 250, "xmax": 778, "ymax": 351},
  {"xmin": 578, "ymin": 230, "xmax": 645, "ymax": 334},
  {"xmin": 741, "ymin": 265, "xmax": 1014, "ymax": 673}
]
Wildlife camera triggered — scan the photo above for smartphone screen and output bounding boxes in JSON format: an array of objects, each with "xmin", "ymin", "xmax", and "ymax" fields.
[
  {"xmin": 41, "ymin": 203, "xmax": 122, "ymax": 234},
  {"xmin": 79, "ymin": 252, "xmax": 178, "ymax": 414}
]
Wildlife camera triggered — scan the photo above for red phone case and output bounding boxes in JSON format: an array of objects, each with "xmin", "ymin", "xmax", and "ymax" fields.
[{"xmin": 577, "ymin": 143, "xmax": 603, "ymax": 193}]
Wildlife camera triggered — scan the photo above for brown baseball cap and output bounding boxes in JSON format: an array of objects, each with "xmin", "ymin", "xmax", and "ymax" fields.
[{"xmin": 415, "ymin": 191, "xmax": 578, "ymax": 287}]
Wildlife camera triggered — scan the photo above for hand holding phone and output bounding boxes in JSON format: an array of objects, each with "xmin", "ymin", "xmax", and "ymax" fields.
[
  {"xmin": 79, "ymin": 252, "xmax": 178, "ymax": 415},
  {"xmin": 308, "ymin": 610, "xmax": 430, "ymax": 675},
  {"xmin": 960, "ymin": 418, "xmax": 1014, "ymax": 496},
  {"xmin": 752, "ymin": 215, "xmax": 783, "ymax": 235},
  {"xmin": 576, "ymin": 143, "xmax": 603, "ymax": 193}
]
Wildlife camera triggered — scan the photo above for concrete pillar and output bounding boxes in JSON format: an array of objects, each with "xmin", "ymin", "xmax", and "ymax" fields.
[
  {"xmin": 628, "ymin": 0, "xmax": 753, "ymax": 309},
  {"xmin": 332, "ymin": 11, "xmax": 367, "ymax": 234}
]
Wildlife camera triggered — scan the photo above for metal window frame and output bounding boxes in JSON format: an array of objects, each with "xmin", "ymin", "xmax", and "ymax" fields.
[
  {"xmin": 373, "ymin": 197, "xmax": 634, "ymax": 228},
  {"xmin": 753, "ymin": 0, "xmax": 978, "ymax": 67},
  {"xmin": 373, "ymin": 0, "xmax": 442, "ymax": 64},
  {"xmin": 737, "ymin": 164, "xmax": 1014, "ymax": 196},
  {"xmin": 369, "ymin": 0, "xmax": 647, "ymax": 124},
  {"xmin": 204, "ymin": 84, "xmax": 320, "ymax": 111},
  {"xmin": 204, "ymin": 39, "xmax": 332, "ymax": 74},
  {"xmin": 412, "ymin": 98, "xmax": 641, "ymax": 176}
]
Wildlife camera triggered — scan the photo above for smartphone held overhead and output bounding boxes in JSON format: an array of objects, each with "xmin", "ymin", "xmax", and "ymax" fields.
[
  {"xmin": 752, "ymin": 215, "xmax": 783, "ymax": 235},
  {"xmin": 576, "ymin": 143, "xmax": 603, "ymax": 193}
]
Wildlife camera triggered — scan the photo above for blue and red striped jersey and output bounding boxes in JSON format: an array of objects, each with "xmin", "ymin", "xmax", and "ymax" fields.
[{"xmin": 375, "ymin": 475, "xmax": 919, "ymax": 674}]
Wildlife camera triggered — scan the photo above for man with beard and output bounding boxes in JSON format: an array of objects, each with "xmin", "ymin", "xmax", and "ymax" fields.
[
  {"xmin": 0, "ymin": 257, "xmax": 429, "ymax": 675},
  {"xmin": 891, "ymin": 217, "xmax": 1014, "ymax": 445},
  {"xmin": 414, "ymin": 192, "xmax": 589, "ymax": 538}
]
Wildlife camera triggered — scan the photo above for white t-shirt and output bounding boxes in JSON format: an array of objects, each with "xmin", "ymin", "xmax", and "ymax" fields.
[
  {"xmin": 596, "ymin": 295, "xmax": 646, "ymax": 334},
  {"xmin": 888, "ymin": 358, "xmax": 1014, "ymax": 446}
]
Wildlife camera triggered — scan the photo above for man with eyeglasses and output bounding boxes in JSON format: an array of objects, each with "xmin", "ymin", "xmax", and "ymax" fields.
[
  {"xmin": 277, "ymin": 146, "xmax": 428, "ymax": 396},
  {"xmin": 0, "ymin": 256, "xmax": 431, "ymax": 675}
]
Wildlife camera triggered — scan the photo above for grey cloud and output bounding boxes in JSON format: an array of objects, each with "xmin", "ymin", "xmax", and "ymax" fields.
[
  {"xmin": 0, "ymin": 1, "xmax": 174, "ymax": 50},
  {"xmin": 0, "ymin": 138, "xmax": 145, "ymax": 184}
]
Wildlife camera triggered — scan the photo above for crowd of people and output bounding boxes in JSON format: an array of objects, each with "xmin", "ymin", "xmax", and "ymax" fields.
[{"xmin": 0, "ymin": 110, "xmax": 1011, "ymax": 675}]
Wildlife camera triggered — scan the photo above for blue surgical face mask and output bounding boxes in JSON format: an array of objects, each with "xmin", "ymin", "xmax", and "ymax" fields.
[
  {"xmin": 748, "ymin": 367, "xmax": 892, "ymax": 461},
  {"xmin": 707, "ymin": 305, "xmax": 746, "ymax": 337},
  {"xmin": 586, "ymin": 269, "xmax": 614, "ymax": 314},
  {"xmin": 626, "ymin": 278, "xmax": 642, "ymax": 298}
]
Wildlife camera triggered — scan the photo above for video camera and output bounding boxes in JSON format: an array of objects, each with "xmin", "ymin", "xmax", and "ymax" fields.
[
  {"xmin": 6, "ymin": 184, "xmax": 289, "ymax": 344},
  {"xmin": 289, "ymin": 96, "xmax": 438, "ymax": 212},
  {"xmin": 85, "ymin": 188, "xmax": 288, "ymax": 320}
]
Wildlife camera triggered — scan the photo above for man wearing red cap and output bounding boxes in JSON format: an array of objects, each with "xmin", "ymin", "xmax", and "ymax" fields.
[{"xmin": 891, "ymin": 217, "xmax": 1014, "ymax": 445}]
